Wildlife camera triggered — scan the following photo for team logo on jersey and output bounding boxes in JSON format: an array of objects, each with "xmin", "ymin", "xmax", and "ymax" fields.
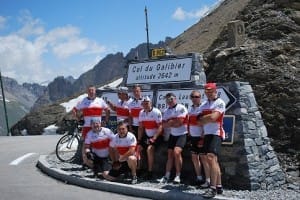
[{"xmin": 217, "ymin": 103, "xmax": 224, "ymax": 109}]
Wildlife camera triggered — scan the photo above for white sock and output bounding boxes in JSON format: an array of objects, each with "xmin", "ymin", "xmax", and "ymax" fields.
[
  {"xmin": 197, "ymin": 175, "xmax": 203, "ymax": 181},
  {"xmin": 165, "ymin": 172, "xmax": 171, "ymax": 178},
  {"xmin": 206, "ymin": 178, "xmax": 210, "ymax": 183}
]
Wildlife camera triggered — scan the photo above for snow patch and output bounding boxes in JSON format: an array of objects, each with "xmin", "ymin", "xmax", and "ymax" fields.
[{"xmin": 43, "ymin": 124, "xmax": 58, "ymax": 135}]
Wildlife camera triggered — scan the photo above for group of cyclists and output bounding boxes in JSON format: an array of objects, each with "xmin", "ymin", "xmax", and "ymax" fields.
[{"xmin": 72, "ymin": 83, "xmax": 225, "ymax": 198}]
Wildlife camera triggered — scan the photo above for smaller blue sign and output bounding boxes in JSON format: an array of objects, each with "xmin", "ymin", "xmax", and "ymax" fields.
[
  {"xmin": 102, "ymin": 115, "xmax": 118, "ymax": 133},
  {"xmin": 222, "ymin": 115, "xmax": 235, "ymax": 145}
]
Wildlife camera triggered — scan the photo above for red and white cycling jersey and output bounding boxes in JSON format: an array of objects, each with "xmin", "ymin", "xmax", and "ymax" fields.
[
  {"xmin": 115, "ymin": 98, "xmax": 132, "ymax": 123},
  {"xmin": 73, "ymin": 97, "xmax": 108, "ymax": 127},
  {"xmin": 85, "ymin": 127, "xmax": 115, "ymax": 158},
  {"xmin": 110, "ymin": 131, "xmax": 136, "ymax": 156},
  {"xmin": 199, "ymin": 98, "xmax": 226, "ymax": 139},
  {"xmin": 163, "ymin": 104, "xmax": 188, "ymax": 136},
  {"xmin": 139, "ymin": 107, "xmax": 162, "ymax": 137},
  {"xmin": 188, "ymin": 104, "xmax": 204, "ymax": 137},
  {"xmin": 128, "ymin": 98, "xmax": 143, "ymax": 126}
]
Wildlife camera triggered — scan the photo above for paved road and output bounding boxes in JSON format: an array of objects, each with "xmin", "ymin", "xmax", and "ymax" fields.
[{"xmin": 0, "ymin": 135, "xmax": 148, "ymax": 200}]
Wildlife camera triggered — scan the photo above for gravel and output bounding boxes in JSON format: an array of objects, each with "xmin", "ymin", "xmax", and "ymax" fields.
[{"xmin": 46, "ymin": 153, "xmax": 300, "ymax": 200}]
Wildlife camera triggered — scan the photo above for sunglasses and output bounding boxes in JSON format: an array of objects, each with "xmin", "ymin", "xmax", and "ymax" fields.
[
  {"xmin": 191, "ymin": 96, "xmax": 201, "ymax": 98},
  {"xmin": 166, "ymin": 97, "xmax": 174, "ymax": 102}
]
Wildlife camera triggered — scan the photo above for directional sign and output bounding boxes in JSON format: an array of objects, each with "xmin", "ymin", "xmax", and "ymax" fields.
[
  {"xmin": 101, "ymin": 91, "xmax": 154, "ymax": 105},
  {"xmin": 100, "ymin": 90, "xmax": 154, "ymax": 114},
  {"xmin": 220, "ymin": 86, "xmax": 236, "ymax": 110},
  {"xmin": 155, "ymin": 87, "xmax": 236, "ymax": 111}
]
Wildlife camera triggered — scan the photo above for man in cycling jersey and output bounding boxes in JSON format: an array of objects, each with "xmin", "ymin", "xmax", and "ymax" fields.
[
  {"xmin": 137, "ymin": 96, "xmax": 163, "ymax": 180},
  {"xmin": 188, "ymin": 90, "xmax": 209, "ymax": 186},
  {"xmin": 103, "ymin": 121, "xmax": 138, "ymax": 184},
  {"xmin": 72, "ymin": 85, "xmax": 110, "ymax": 168},
  {"xmin": 197, "ymin": 83, "xmax": 225, "ymax": 198},
  {"xmin": 159, "ymin": 93, "xmax": 188, "ymax": 184},
  {"xmin": 128, "ymin": 84, "xmax": 143, "ymax": 138},
  {"xmin": 107, "ymin": 87, "xmax": 132, "ymax": 126},
  {"xmin": 84, "ymin": 118, "xmax": 115, "ymax": 177}
]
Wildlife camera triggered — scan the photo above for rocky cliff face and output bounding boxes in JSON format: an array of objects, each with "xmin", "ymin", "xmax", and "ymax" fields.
[
  {"xmin": 0, "ymin": 76, "xmax": 45, "ymax": 135},
  {"xmin": 204, "ymin": 0, "xmax": 300, "ymax": 151},
  {"xmin": 31, "ymin": 52, "xmax": 127, "ymax": 110}
]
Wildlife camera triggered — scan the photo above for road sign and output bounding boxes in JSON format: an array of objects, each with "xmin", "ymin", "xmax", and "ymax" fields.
[
  {"xmin": 126, "ymin": 57, "xmax": 193, "ymax": 85},
  {"xmin": 219, "ymin": 86, "xmax": 236, "ymax": 110},
  {"xmin": 151, "ymin": 48, "xmax": 166, "ymax": 58},
  {"xmin": 155, "ymin": 87, "xmax": 236, "ymax": 111}
]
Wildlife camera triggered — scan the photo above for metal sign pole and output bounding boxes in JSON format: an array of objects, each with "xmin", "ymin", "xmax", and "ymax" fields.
[
  {"xmin": 144, "ymin": 6, "xmax": 150, "ymax": 59},
  {"xmin": 0, "ymin": 71, "xmax": 10, "ymax": 136}
]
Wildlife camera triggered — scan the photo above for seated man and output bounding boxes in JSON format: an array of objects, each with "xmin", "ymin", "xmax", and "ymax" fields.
[
  {"xmin": 103, "ymin": 121, "xmax": 138, "ymax": 184},
  {"xmin": 84, "ymin": 118, "xmax": 115, "ymax": 177}
]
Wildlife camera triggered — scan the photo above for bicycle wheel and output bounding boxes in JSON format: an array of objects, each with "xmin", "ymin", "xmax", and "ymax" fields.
[{"xmin": 56, "ymin": 133, "xmax": 80, "ymax": 162}]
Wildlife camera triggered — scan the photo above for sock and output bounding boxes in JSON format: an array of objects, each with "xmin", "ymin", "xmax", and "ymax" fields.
[
  {"xmin": 165, "ymin": 172, "xmax": 170, "ymax": 179},
  {"xmin": 206, "ymin": 178, "xmax": 210, "ymax": 183},
  {"xmin": 217, "ymin": 184, "xmax": 222, "ymax": 188},
  {"xmin": 175, "ymin": 173, "xmax": 181, "ymax": 177},
  {"xmin": 210, "ymin": 186, "xmax": 216, "ymax": 190},
  {"xmin": 197, "ymin": 175, "xmax": 203, "ymax": 181}
]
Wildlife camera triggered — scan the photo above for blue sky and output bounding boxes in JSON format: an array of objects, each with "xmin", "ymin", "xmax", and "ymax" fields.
[{"xmin": 0, "ymin": 0, "xmax": 221, "ymax": 84}]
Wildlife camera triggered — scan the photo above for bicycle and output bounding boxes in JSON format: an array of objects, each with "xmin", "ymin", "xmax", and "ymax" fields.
[{"xmin": 55, "ymin": 119, "xmax": 83, "ymax": 162}]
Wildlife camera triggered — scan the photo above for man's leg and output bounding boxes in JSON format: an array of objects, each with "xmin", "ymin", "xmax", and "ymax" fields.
[
  {"xmin": 127, "ymin": 155, "xmax": 138, "ymax": 184},
  {"xmin": 200, "ymin": 154, "xmax": 210, "ymax": 183},
  {"xmin": 147, "ymin": 145, "xmax": 155, "ymax": 172},
  {"xmin": 191, "ymin": 153, "xmax": 201, "ymax": 177},
  {"xmin": 207, "ymin": 153, "xmax": 219, "ymax": 188},
  {"xmin": 127, "ymin": 155, "xmax": 137, "ymax": 176},
  {"xmin": 174, "ymin": 147, "xmax": 183, "ymax": 176}
]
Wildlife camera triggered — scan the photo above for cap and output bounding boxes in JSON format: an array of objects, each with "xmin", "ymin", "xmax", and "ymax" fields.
[
  {"xmin": 142, "ymin": 96, "xmax": 151, "ymax": 102},
  {"xmin": 165, "ymin": 92, "xmax": 176, "ymax": 98},
  {"xmin": 118, "ymin": 86, "xmax": 128, "ymax": 94},
  {"xmin": 204, "ymin": 83, "xmax": 217, "ymax": 90}
]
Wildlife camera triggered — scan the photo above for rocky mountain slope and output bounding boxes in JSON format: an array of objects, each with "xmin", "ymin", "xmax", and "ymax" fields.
[{"xmin": 0, "ymin": 76, "xmax": 45, "ymax": 135}]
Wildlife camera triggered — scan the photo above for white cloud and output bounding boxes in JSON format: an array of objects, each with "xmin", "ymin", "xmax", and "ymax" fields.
[
  {"xmin": 17, "ymin": 10, "xmax": 45, "ymax": 37},
  {"xmin": 0, "ymin": 16, "xmax": 7, "ymax": 30},
  {"xmin": 172, "ymin": 7, "xmax": 186, "ymax": 21},
  {"xmin": 52, "ymin": 36, "xmax": 105, "ymax": 59},
  {"xmin": 172, "ymin": 6, "xmax": 210, "ymax": 21},
  {"xmin": 0, "ymin": 11, "xmax": 107, "ymax": 84}
]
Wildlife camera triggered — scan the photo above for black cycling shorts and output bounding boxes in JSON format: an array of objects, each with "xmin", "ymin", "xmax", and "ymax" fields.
[
  {"xmin": 190, "ymin": 136, "xmax": 205, "ymax": 154},
  {"xmin": 131, "ymin": 125, "xmax": 139, "ymax": 139},
  {"xmin": 140, "ymin": 135, "xmax": 163, "ymax": 149},
  {"xmin": 92, "ymin": 154, "xmax": 111, "ymax": 172},
  {"xmin": 168, "ymin": 134, "xmax": 187, "ymax": 149},
  {"xmin": 108, "ymin": 161, "xmax": 130, "ymax": 178},
  {"xmin": 203, "ymin": 134, "xmax": 222, "ymax": 156}
]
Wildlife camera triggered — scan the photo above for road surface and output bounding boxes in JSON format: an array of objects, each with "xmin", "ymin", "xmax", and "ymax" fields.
[{"xmin": 0, "ymin": 135, "xmax": 148, "ymax": 200}]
